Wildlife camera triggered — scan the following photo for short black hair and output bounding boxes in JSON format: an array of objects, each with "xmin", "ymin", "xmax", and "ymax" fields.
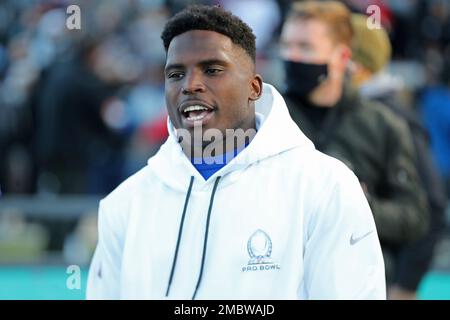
[{"xmin": 161, "ymin": 5, "xmax": 256, "ymax": 62}]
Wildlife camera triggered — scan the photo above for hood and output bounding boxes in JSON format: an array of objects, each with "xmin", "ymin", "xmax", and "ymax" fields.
[{"xmin": 147, "ymin": 83, "xmax": 314, "ymax": 191}]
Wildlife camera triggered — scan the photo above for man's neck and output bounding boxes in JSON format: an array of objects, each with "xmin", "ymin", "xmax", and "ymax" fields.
[
  {"xmin": 179, "ymin": 120, "xmax": 257, "ymax": 160},
  {"xmin": 308, "ymin": 79, "xmax": 343, "ymax": 107}
]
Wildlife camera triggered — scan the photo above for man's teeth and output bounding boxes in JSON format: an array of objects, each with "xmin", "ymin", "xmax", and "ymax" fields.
[
  {"xmin": 184, "ymin": 105, "xmax": 209, "ymax": 112},
  {"xmin": 187, "ymin": 112, "xmax": 208, "ymax": 121},
  {"xmin": 183, "ymin": 105, "xmax": 212, "ymax": 121}
]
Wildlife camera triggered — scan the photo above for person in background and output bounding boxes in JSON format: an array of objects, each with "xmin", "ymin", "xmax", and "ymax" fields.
[
  {"xmin": 350, "ymin": 13, "xmax": 447, "ymax": 299},
  {"xmin": 421, "ymin": 51, "xmax": 450, "ymax": 199},
  {"xmin": 279, "ymin": 0, "xmax": 429, "ymax": 285}
]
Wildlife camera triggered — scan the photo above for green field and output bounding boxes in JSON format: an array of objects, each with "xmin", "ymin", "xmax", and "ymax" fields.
[{"xmin": 0, "ymin": 266, "xmax": 449, "ymax": 299}]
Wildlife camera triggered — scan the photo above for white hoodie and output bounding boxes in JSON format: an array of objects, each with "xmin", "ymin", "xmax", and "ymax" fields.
[{"xmin": 86, "ymin": 83, "xmax": 386, "ymax": 300}]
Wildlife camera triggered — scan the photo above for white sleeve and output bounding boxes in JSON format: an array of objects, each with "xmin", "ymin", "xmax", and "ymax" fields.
[
  {"xmin": 86, "ymin": 200, "xmax": 123, "ymax": 299},
  {"xmin": 300, "ymin": 170, "xmax": 386, "ymax": 299}
]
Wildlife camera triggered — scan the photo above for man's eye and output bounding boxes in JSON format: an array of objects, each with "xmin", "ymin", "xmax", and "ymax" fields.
[
  {"xmin": 205, "ymin": 68, "xmax": 222, "ymax": 75},
  {"xmin": 168, "ymin": 72, "xmax": 184, "ymax": 79}
]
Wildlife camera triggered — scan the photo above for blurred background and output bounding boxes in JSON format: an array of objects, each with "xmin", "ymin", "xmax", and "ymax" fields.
[{"xmin": 0, "ymin": 0, "xmax": 449, "ymax": 299}]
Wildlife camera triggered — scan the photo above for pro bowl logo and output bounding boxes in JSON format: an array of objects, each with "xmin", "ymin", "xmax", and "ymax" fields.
[{"xmin": 242, "ymin": 229, "xmax": 281, "ymax": 272}]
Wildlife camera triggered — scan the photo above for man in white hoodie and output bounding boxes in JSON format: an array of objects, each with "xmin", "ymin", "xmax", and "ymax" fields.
[{"xmin": 86, "ymin": 4, "xmax": 386, "ymax": 300}]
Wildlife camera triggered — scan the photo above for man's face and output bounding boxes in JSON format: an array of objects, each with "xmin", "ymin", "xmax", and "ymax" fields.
[
  {"xmin": 280, "ymin": 17, "xmax": 350, "ymax": 85},
  {"xmin": 164, "ymin": 30, "xmax": 261, "ymax": 139},
  {"xmin": 280, "ymin": 18, "xmax": 335, "ymax": 64}
]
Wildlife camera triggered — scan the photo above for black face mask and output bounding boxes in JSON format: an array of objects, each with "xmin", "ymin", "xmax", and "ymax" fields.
[{"xmin": 283, "ymin": 60, "xmax": 328, "ymax": 99}]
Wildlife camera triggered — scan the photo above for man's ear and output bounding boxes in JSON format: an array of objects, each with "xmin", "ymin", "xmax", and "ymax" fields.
[
  {"xmin": 337, "ymin": 44, "xmax": 352, "ymax": 68},
  {"xmin": 330, "ymin": 44, "xmax": 352, "ymax": 78},
  {"xmin": 249, "ymin": 74, "xmax": 263, "ymax": 101},
  {"xmin": 342, "ymin": 45, "xmax": 352, "ymax": 61}
]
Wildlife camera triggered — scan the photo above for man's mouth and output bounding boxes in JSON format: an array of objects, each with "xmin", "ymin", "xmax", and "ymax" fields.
[{"xmin": 180, "ymin": 104, "xmax": 215, "ymax": 123}]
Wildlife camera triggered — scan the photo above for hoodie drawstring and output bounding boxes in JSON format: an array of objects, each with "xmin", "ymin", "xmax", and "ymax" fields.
[
  {"xmin": 192, "ymin": 175, "xmax": 221, "ymax": 300},
  {"xmin": 165, "ymin": 175, "xmax": 222, "ymax": 299},
  {"xmin": 166, "ymin": 176, "xmax": 194, "ymax": 297}
]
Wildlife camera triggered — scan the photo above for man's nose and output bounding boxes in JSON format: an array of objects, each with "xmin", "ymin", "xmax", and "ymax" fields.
[
  {"xmin": 280, "ymin": 45, "xmax": 304, "ymax": 62},
  {"xmin": 182, "ymin": 71, "xmax": 206, "ymax": 94}
]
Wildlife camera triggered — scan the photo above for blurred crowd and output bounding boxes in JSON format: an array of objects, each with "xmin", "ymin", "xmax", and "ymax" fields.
[
  {"xmin": 0, "ymin": 0, "xmax": 449, "ymax": 298},
  {"xmin": 0, "ymin": 0, "xmax": 449, "ymax": 196},
  {"xmin": 0, "ymin": 0, "xmax": 170, "ymax": 195}
]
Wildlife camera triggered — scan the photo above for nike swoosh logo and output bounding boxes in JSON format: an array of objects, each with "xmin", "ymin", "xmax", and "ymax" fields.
[{"xmin": 350, "ymin": 230, "xmax": 374, "ymax": 245}]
